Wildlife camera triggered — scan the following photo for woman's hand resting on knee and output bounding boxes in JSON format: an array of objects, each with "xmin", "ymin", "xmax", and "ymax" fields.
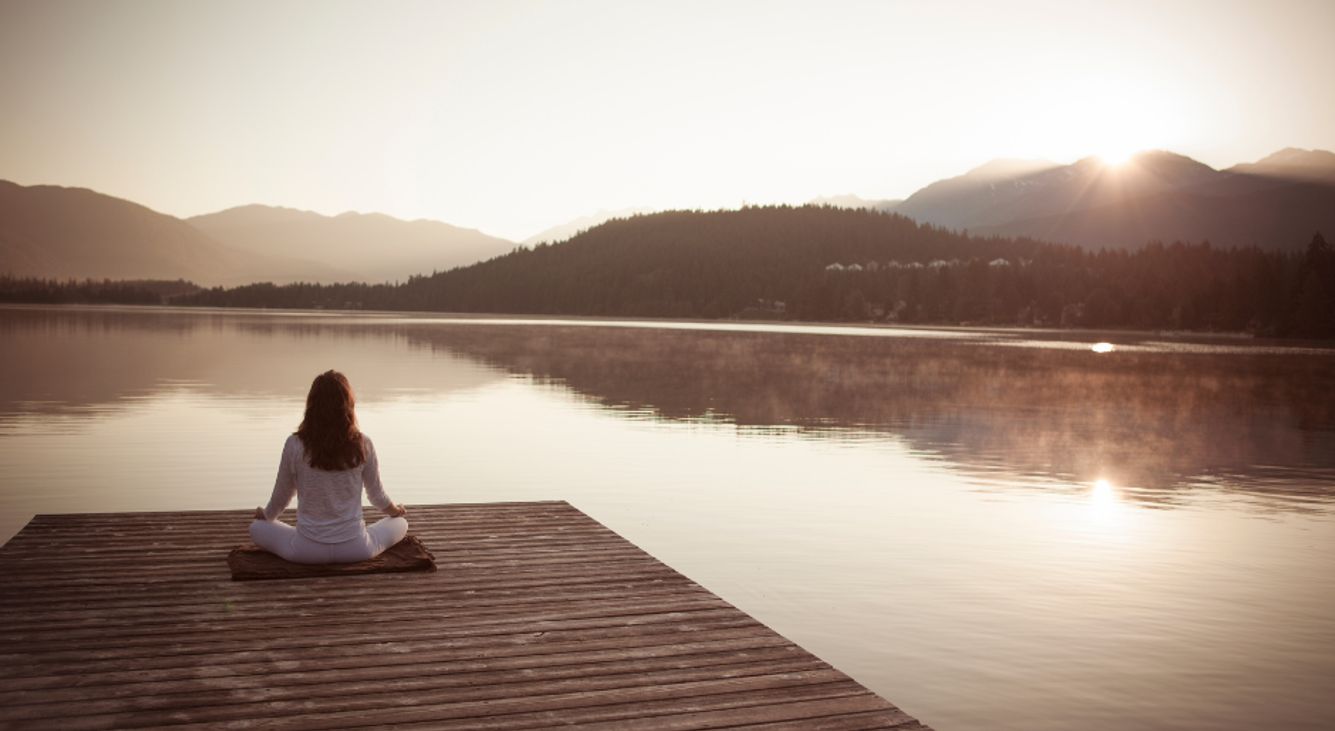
[{"xmin": 385, "ymin": 503, "xmax": 407, "ymax": 518}]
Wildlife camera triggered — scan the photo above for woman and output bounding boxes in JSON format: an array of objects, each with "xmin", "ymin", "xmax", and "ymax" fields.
[{"xmin": 250, "ymin": 370, "xmax": 409, "ymax": 564}]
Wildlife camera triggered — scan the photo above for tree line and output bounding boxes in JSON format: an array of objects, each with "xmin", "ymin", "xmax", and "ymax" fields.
[
  {"xmin": 0, "ymin": 277, "xmax": 199, "ymax": 306},
  {"xmin": 6, "ymin": 206, "xmax": 1333, "ymax": 337}
]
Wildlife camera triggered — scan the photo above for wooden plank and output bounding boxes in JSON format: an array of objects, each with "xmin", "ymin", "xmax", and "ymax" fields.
[
  {"xmin": 0, "ymin": 602, "xmax": 738, "ymax": 667},
  {"xmin": 0, "ymin": 610, "xmax": 765, "ymax": 664},
  {"xmin": 0, "ymin": 501, "xmax": 929, "ymax": 730},
  {"xmin": 516, "ymin": 694, "xmax": 916, "ymax": 730},
  {"xmin": 0, "ymin": 644, "xmax": 812, "ymax": 709},
  {"xmin": 2, "ymin": 633, "xmax": 798, "ymax": 694},
  {"xmin": 352, "ymin": 684, "xmax": 883, "ymax": 731},
  {"xmin": 1, "ymin": 656, "xmax": 832, "ymax": 723},
  {"xmin": 0, "ymin": 579, "xmax": 708, "ymax": 618},
  {"xmin": 720, "ymin": 710, "xmax": 926, "ymax": 730},
  {"xmin": 0, "ymin": 585, "xmax": 720, "ymax": 634},
  {"xmin": 0, "ymin": 557, "xmax": 678, "ymax": 590},
  {"xmin": 31, "ymin": 674, "xmax": 864, "ymax": 730},
  {"xmin": 0, "ymin": 579, "xmax": 696, "ymax": 617},
  {"xmin": 3, "ymin": 547, "xmax": 655, "ymax": 576},
  {"xmin": 2, "ymin": 653, "xmax": 833, "ymax": 720}
]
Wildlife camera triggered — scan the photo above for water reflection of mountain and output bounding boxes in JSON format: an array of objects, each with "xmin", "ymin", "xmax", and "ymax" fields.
[
  {"xmin": 404, "ymin": 324, "xmax": 1335, "ymax": 510},
  {"xmin": 4, "ymin": 306, "xmax": 1334, "ymax": 510},
  {"xmin": 0, "ymin": 307, "xmax": 504, "ymax": 419}
]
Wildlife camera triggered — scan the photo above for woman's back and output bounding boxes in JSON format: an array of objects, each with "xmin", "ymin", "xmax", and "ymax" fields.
[{"xmin": 267, "ymin": 433, "xmax": 392, "ymax": 542}]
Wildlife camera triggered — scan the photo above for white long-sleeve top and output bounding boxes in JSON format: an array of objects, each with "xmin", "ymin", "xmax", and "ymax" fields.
[{"xmin": 262, "ymin": 433, "xmax": 394, "ymax": 543}]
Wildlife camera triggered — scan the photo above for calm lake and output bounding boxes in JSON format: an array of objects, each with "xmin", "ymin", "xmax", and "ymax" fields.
[{"xmin": 2, "ymin": 304, "xmax": 1334, "ymax": 730}]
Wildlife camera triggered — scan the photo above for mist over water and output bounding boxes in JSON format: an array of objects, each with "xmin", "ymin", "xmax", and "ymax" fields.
[{"xmin": 2, "ymin": 305, "xmax": 1334, "ymax": 731}]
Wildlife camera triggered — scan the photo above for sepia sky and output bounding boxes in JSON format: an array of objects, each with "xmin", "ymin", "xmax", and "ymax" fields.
[{"xmin": 2, "ymin": 0, "xmax": 1334, "ymax": 241}]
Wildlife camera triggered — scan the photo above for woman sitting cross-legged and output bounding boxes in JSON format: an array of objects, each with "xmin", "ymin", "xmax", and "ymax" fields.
[{"xmin": 250, "ymin": 370, "xmax": 408, "ymax": 564}]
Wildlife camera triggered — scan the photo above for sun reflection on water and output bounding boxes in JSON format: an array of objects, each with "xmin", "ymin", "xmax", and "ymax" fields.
[
  {"xmin": 1087, "ymin": 477, "xmax": 1125, "ymax": 527},
  {"xmin": 1092, "ymin": 478, "xmax": 1114, "ymax": 501}
]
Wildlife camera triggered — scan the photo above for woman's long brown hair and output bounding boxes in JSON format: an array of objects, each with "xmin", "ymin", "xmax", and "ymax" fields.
[{"xmin": 296, "ymin": 370, "xmax": 366, "ymax": 470}]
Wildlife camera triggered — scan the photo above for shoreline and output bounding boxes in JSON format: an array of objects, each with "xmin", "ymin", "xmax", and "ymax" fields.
[{"xmin": 4, "ymin": 301, "xmax": 1331, "ymax": 348}]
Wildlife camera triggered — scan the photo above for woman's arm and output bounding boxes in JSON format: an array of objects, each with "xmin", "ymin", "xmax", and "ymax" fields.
[
  {"xmin": 362, "ymin": 436, "xmax": 406, "ymax": 517},
  {"xmin": 259, "ymin": 437, "xmax": 298, "ymax": 521}
]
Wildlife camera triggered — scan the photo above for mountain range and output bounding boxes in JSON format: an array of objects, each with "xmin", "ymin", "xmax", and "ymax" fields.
[
  {"xmin": 0, "ymin": 182, "xmax": 514, "ymax": 286},
  {"xmin": 0, "ymin": 181, "xmax": 346, "ymax": 286},
  {"xmin": 3, "ymin": 147, "xmax": 1332, "ymax": 285},
  {"xmin": 851, "ymin": 148, "xmax": 1335, "ymax": 250},
  {"xmin": 529, "ymin": 148, "xmax": 1335, "ymax": 251}
]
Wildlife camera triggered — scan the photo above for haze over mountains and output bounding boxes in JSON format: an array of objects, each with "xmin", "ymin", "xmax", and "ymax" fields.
[
  {"xmin": 809, "ymin": 194, "xmax": 904, "ymax": 211},
  {"xmin": 0, "ymin": 182, "xmax": 514, "ymax": 286},
  {"xmin": 520, "ymin": 207, "xmax": 654, "ymax": 248},
  {"xmin": 189, "ymin": 206, "xmax": 513, "ymax": 283},
  {"xmin": 2, "ymin": 148, "xmax": 1332, "ymax": 286}
]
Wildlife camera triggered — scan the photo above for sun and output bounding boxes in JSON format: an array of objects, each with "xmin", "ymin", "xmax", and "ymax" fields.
[
  {"xmin": 1096, "ymin": 146, "xmax": 1138, "ymax": 167},
  {"xmin": 1025, "ymin": 82, "xmax": 1179, "ymax": 169}
]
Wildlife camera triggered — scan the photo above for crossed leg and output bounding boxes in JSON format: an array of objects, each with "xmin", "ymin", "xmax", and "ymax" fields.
[{"xmin": 249, "ymin": 517, "xmax": 409, "ymax": 564}]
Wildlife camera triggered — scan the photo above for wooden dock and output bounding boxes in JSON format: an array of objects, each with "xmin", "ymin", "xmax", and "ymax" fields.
[{"xmin": 0, "ymin": 501, "xmax": 929, "ymax": 730}]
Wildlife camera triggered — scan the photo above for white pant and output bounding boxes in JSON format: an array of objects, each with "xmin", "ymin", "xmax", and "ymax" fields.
[{"xmin": 249, "ymin": 517, "xmax": 409, "ymax": 564}]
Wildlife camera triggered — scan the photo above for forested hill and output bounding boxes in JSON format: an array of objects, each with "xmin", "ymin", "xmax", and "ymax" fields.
[
  {"xmin": 400, "ymin": 206, "xmax": 1043, "ymax": 318},
  {"xmin": 177, "ymin": 205, "xmax": 1335, "ymax": 337}
]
